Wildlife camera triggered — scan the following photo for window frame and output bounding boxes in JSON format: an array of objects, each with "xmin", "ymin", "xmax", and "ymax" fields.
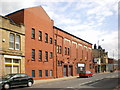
[
  {"xmin": 9, "ymin": 33, "xmax": 15, "ymax": 49},
  {"xmin": 45, "ymin": 33, "xmax": 48, "ymax": 43},
  {"xmin": 45, "ymin": 51, "xmax": 48, "ymax": 61},
  {"xmin": 39, "ymin": 70, "xmax": 42, "ymax": 77},
  {"xmin": 15, "ymin": 35, "xmax": 21, "ymax": 50},
  {"xmin": 39, "ymin": 50, "xmax": 42, "ymax": 61},
  {"xmin": 50, "ymin": 37, "xmax": 53, "ymax": 44},
  {"xmin": 50, "ymin": 52, "xmax": 53, "ymax": 59},
  {"xmin": 45, "ymin": 70, "xmax": 48, "ymax": 77},
  {"xmin": 32, "ymin": 49, "xmax": 35, "ymax": 60},
  {"xmin": 38, "ymin": 31, "xmax": 42, "ymax": 41},
  {"xmin": 31, "ymin": 28, "xmax": 35, "ymax": 39}
]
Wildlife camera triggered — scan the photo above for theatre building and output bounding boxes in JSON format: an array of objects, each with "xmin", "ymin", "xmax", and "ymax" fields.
[
  {"xmin": 6, "ymin": 6, "xmax": 94, "ymax": 79},
  {"xmin": 0, "ymin": 15, "xmax": 25, "ymax": 77}
]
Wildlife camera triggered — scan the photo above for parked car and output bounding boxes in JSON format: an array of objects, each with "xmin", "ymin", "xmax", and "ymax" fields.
[
  {"xmin": 0, "ymin": 73, "xmax": 34, "ymax": 89},
  {"xmin": 79, "ymin": 70, "xmax": 93, "ymax": 77}
]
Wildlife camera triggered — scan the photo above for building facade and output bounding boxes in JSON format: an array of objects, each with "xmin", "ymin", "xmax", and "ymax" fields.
[
  {"xmin": 0, "ymin": 15, "xmax": 25, "ymax": 77},
  {"xmin": 92, "ymin": 45, "xmax": 108, "ymax": 73},
  {"xmin": 6, "ymin": 6, "xmax": 94, "ymax": 80}
]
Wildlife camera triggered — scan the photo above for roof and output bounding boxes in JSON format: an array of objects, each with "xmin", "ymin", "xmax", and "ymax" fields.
[{"xmin": 53, "ymin": 26, "xmax": 92, "ymax": 45}]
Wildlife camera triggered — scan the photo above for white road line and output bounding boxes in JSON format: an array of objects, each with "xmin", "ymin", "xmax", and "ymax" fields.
[
  {"xmin": 66, "ymin": 87, "xmax": 74, "ymax": 88},
  {"xmin": 89, "ymin": 81, "xmax": 99, "ymax": 86}
]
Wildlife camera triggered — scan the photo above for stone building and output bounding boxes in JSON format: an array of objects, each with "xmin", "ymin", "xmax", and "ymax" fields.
[
  {"xmin": 0, "ymin": 15, "xmax": 25, "ymax": 77},
  {"xmin": 92, "ymin": 44, "xmax": 108, "ymax": 73}
]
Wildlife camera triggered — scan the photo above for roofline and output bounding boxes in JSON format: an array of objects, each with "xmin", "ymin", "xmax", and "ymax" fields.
[
  {"xmin": 5, "ymin": 9, "xmax": 24, "ymax": 17},
  {"xmin": 53, "ymin": 26, "xmax": 92, "ymax": 45}
]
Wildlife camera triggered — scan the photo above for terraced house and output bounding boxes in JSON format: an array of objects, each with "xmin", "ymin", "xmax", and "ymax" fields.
[
  {"xmin": 5, "ymin": 6, "xmax": 94, "ymax": 80},
  {"xmin": 0, "ymin": 15, "xmax": 25, "ymax": 77}
]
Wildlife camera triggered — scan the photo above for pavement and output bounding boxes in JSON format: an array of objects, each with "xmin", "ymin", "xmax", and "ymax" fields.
[{"xmin": 34, "ymin": 72, "xmax": 111, "ymax": 84}]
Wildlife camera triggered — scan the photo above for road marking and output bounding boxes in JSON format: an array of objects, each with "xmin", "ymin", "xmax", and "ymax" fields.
[
  {"xmin": 89, "ymin": 81, "xmax": 99, "ymax": 86},
  {"xmin": 67, "ymin": 87, "xmax": 74, "ymax": 88}
]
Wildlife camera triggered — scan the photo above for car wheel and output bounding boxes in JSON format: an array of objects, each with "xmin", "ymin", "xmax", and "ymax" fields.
[
  {"xmin": 27, "ymin": 81, "xmax": 32, "ymax": 87},
  {"xmin": 3, "ymin": 83, "xmax": 10, "ymax": 89}
]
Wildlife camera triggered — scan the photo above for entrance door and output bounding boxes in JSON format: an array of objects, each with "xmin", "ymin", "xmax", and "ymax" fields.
[
  {"xmin": 63, "ymin": 65, "xmax": 67, "ymax": 76},
  {"xmin": 69, "ymin": 66, "xmax": 73, "ymax": 76}
]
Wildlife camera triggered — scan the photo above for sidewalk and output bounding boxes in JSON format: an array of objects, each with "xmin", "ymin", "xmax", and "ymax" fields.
[
  {"xmin": 34, "ymin": 76, "xmax": 78, "ymax": 84},
  {"xmin": 34, "ymin": 72, "xmax": 111, "ymax": 84}
]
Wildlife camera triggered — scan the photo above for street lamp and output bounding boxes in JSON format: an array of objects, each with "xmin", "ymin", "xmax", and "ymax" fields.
[{"xmin": 97, "ymin": 39, "xmax": 104, "ymax": 73}]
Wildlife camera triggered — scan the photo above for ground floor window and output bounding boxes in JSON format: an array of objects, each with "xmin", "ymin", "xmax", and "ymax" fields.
[
  {"xmin": 39, "ymin": 70, "xmax": 42, "ymax": 77},
  {"xmin": 5, "ymin": 58, "xmax": 20, "ymax": 75},
  {"xmin": 45, "ymin": 70, "xmax": 48, "ymax": 77},
  {"xmin": 50, "ymin": 70, "xmax": 53, "ymax": 77},
  {"xmin": 32, "ymin": 70, "xmax": 35, "ymax": 77}
]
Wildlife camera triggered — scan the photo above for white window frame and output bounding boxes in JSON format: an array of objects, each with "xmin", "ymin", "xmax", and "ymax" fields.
[{"xmin": 15, "ymin": 35, "xmax": 20, "ymax": 50}]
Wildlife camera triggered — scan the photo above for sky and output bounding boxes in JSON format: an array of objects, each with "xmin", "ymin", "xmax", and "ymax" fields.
[{"xmin": 0, "ymin": 0, "xmax": 119, "ymax": 59}]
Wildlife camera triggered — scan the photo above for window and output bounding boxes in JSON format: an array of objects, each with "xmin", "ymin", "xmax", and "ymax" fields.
[
  {"xmin": 15, "ymin": 35, "xmax": 20, "ymax": 50},
  {"xmin": 45, "ymin": 70, "xmax": 48, "ymax": 77},
  {"xmin": 65, "ymin": 47, "xmax": 67, "ymax": 55},
  {"xmin": 39, "ymin": 50, "xmax": 42, "ymax": 61},
  {"xmin": 45, "ymin": 51, "xmax": 48, "ymax": 61},
  {"xmin": 50, "ymin": 38, "xmax": 52, "ymax": 44},
  {"xmin": 50, "ymin": 70, "xmax": 53, "ymax": 77},
  {"xmin": 59, "ymin": 46, "xmax": 62, "ymax": 54},
  {"xmin": 50, "ymin": 52, "xmax": 53, "ymax": 59},
  {"xmin": 89, "ymin": 64, "xmax": 92, "ymax": 69},
  {"xmin": 57, "ymin": 45, "xmax": 59, "ymax": 53},
  {"xmin": 38, "ymin": 31, "xmax": 42, "ymax": 41},
  {"xmin": 32, "ymin": 49, "xmax": 35, "ymax": 60},
  {"xmin": 68, "ymin": 48, "xmax": 70, "ymax": 55},
  {"xmin": 58, "ymin": 61, "xmax": 62, "ymax": 66},
  {"xmin": 54, "ymin": 40, "xmax": 57, "ymax": 45},
  {"xmin": 31, "ymin": 28, "xmax": 35, "ymax": 39},
  {"xmin": 39, "ymin": 70, "xmax": 42, "ymax": 77},
  {"xmin": 32, "ymin": 70, "xmax": 35, "ymax": 77},
  {"xmin": 45, "ymin": 33, "xmax": 48, "ymax": 43},
  {"xmin": 9, "ymin": 33, "xmax": 14, "ymax": 49}
]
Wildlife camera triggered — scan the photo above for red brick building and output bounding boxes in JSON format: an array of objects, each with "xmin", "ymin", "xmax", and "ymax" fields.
[{"xmin": 6, "ymin": 6, "xmax": 94, "ymax": 80}]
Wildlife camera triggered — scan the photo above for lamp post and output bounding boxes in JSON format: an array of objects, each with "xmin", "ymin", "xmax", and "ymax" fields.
[{"xmin": 97, "ymin": 39, "xmax": 104, "ymax": 73}]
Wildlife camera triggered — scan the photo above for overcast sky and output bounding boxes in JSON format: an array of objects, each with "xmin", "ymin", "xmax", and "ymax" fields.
[{"xmin": 0, "ymin": 0, "xmax": 119, "ymax": 59}]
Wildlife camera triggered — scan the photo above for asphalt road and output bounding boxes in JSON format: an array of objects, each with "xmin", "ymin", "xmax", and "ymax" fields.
[{"xmin": 11, "ymin": 71, "xmax": 119, "ymax": 90}]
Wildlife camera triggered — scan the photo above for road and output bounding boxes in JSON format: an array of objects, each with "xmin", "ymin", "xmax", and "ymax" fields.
[{"xmin": 12, "ymin": 71, "xmax": 119, "ymax": 90}]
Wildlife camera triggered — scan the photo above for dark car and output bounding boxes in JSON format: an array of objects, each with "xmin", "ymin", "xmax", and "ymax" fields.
[
  {"xmin": 0, "ymin": 73, "xmax": 34, "ymax": 89},
  {"xmin": 79, "ymin": 70, "xmax": 93, "ymax": 77}
]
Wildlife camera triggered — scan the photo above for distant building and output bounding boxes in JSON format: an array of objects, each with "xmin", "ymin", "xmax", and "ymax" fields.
[
  {"xmin": 0, "ymin": 15, "xmax": 25, "ymax": 77},
  {"xmin": 108, "ymin": 58, "xmax": 118, "ymax": 71},
  {"xmin": 92, "ymin": 45, "xmax": 108, "ymax": 73},
  {"xmin": 6, "ymin": 6, "xmax": 94, "ymax": 80}
]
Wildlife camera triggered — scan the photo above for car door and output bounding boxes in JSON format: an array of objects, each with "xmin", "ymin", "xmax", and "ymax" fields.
[
  {"xmin": 19, "ymin": 74, "xmax": 28, "ymax": 85},
  {"xmin": 10, "ymin": 75, "xmax": 22, "ymax": 86}
]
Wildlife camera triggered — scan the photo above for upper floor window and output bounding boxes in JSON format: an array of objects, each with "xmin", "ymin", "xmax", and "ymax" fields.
[
  {"xmin": 57, "ymin": 45, "xmax": 59, "ymax": 53},
  {"xmin": 9, "ymin": 33, "xmax": 15, "ymax": 49},
  {"xmin": 45, "ymin": 51, "xmax": 48, "ymax": 61},
  {"xmin": 59, "ymin": 46, "xmax": 62, "ymax": 54},
  {"xmin": 50, "ymin": 38, "xmax": 52, "ymax": 44},
  {"xmin": 39, "ymin": 50, "xmax": 42, "ymax": 61},
  {"xmin": 68, "ymin": 48, "xmax": 70, "ymax": 55},
  {"xmin": 38, "ymin": 31, "xmax": 42, "ymax": 41},
  {"xmin": 50, "ymin": 52, "xmax": 53, "ymax": 59},
  {"xmin": 54, "ymin": 40, "xmax": 57, "ymax": 45},
  {"xmin": 45, "ymin": 33, "xmax": 48, "ymax": 43},
  {"xmin": 32, "ymin": 49, "xmax": 35, "ymax": 60},
  {"xmin": 15, "ymin": 35, "xmax": 20, "ymax": 50},
  {"xmin": 65, "ymin": 47, "xmax": 67, "ymax": 55},
  {"xmin": 31, "ymin": 28, "xmax": 35, "ymax": 39}
]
